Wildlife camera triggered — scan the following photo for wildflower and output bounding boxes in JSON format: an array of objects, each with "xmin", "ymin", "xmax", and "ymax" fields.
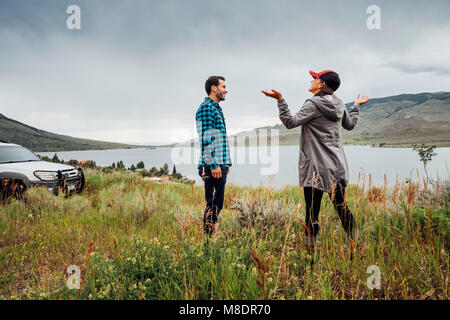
[
  {"xmin": 131, "ymin": 257, "xmax": 136, "ymax": 264},
  {"xmin": 237, "ymin": 263, "xmax": 246, "ymax": 270},
  {"xmin": 129, "ymin": 284, "xmax": 137, "ymax": 290},
  {"xmin": 103, "ymin": 287, "xmax": 110, "ymax": 296}
]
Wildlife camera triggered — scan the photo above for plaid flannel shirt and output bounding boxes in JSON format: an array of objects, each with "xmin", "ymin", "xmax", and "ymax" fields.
[{"xmin": 196, "ymin": 97, "xmax": 232, "ymax": 170}]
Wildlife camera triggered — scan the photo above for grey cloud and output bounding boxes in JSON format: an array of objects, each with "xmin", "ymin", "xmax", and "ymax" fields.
[
  {"xmin": 1, "ymin": 0, "xmax": 450, "ymax": 144},
  {"xmin": 387, "ymin": 64, "xmax": 450, "ymax": 76}
]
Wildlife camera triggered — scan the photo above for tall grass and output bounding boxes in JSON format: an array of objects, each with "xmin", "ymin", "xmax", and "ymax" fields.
[{"xmin": 0, "ymin": 168, "xmax": 448, "ymax": 300}]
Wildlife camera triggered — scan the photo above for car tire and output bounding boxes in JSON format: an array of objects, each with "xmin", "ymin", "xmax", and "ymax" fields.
[{"xmin": 1, "ymin": 179, "xmax": 27, "ymax": 203}]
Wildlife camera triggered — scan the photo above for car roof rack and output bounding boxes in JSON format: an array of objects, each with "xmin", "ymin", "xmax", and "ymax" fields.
[{"xmin": 0, "ymin": 140, "xmax": 10, "ymax": 143}]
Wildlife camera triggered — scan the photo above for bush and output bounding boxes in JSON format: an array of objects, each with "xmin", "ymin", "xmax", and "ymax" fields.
[
  {"xmin": 232, "ymin": 195, "xmax": 295, "ymax": 230},
  {"xmin": 367, "ymin": 186, "xmax": 386, "ymax": 203},
  {"xmin": 81, "ymin": 160, "xmax": 97, "ymax": 169},
  {"xmin": 437, "ymin": 177, "xmax": 450, "ymax": 208},
  {"xmin": 410, "ymin": 206, "xmax": 450, "ymax": 243}
]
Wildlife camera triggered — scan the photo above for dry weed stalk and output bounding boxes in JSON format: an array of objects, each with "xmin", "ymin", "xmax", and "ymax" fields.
[
  {"xmin": 251, "ymin": 249, "xmax": 271, "ymax": 299},
  {"xmin": 86, "ymin": 240, "xmax": 94, "ymax": 265},
  {"xmin": 393, "ymin": 174, "xmax": 400, "ymax": 202}
]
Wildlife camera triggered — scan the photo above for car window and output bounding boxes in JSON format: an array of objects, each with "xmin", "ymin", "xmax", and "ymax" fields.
[{"xmin": 0, "ymin": 146, "xmax": 41, "ymax": 163}]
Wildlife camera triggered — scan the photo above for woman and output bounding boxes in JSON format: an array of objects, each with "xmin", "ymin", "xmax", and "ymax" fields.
[{"xmin": 262, "ymin": 70, "xmax": 370, "ymax": 249}]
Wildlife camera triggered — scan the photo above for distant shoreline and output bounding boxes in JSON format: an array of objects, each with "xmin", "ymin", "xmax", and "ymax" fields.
[{"xmin": 36, "ymin": 142, "xmax": 450, "ymax": 154}]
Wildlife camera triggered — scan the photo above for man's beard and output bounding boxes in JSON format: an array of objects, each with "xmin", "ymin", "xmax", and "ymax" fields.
[{"xmin": 216, "ymin": 92, "xmax": 225, "ymax": 102}]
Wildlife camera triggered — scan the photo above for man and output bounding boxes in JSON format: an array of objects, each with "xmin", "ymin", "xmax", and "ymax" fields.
[
  {"xmin": 262, "ymin": 70, "xmax": 370, "ymax": 252},
  {"xmin": 196, "ymin": 76, "xmax": 232, "ymax": 235}
]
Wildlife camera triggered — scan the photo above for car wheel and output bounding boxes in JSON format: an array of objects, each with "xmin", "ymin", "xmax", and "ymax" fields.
[
  {"xmin": 1, "ymin": 179, "xmax": 26, "ymax": 203},
  {"xmin": 13, "ymin": 181, "xmax": 27, "ymax": 201}
]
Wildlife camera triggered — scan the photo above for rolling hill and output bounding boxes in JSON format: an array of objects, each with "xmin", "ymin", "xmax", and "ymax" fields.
[{"xmin": 0, "ymin": 113, "xmax": 145, "ymax": 152}]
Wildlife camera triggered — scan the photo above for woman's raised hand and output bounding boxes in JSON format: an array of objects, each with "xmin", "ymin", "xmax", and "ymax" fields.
[
  {"xmin": 354, "ymin": 94, "xmax": 370, "ymax": 107},
  {"xmin": 261, "ymin": 89, "xmax": 283, "ymax": 101}
]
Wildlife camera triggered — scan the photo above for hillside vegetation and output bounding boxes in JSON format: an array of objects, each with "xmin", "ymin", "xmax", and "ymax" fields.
[{"xmin": 0, "ymin": 113, "xmax": 142, "ymax": 152}]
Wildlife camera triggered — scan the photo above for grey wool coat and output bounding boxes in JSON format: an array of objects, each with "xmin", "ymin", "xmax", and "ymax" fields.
[{"xmin": 277, "ymin": 94, "xmax": 360, "ymax": 193}]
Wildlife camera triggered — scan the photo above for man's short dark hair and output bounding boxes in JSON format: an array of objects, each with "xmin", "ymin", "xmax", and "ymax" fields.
[
  {"xmin": 205, "ymin": 76, "xmax": 225, "ymax": 95},
  {"xmin": 320, "ymin": 72, "xmax": 340, "ymax": 92}
]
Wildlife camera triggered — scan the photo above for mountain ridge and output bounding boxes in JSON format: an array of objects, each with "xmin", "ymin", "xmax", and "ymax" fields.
[{"xmin": 0, "ymin": 113, "xmax": 149, "ymax": 152}]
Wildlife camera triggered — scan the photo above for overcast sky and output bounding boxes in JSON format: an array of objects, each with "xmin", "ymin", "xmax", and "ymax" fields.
[{"xmin": 1, "ymin": 0, "xmax": 449, "ymax": 144}]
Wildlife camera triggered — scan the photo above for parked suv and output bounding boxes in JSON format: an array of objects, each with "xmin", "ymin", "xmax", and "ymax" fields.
[{"xmin": 0, "ymin": 141, "xmax": 85, "ymax": 200}]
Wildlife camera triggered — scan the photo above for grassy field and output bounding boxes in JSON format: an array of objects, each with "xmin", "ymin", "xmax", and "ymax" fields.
[{"xmin": 0, "ymin": 169, "xmax": 448, "ymax": 300}]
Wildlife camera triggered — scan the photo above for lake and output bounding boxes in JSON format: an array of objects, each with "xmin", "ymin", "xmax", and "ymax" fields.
[{"xmin": 38, "ymin": 146, "xmax": 450, "ymax": 189}]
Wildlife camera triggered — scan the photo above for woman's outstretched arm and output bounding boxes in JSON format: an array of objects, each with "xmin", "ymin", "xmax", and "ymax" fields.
[
  {"xmin": 277, "ymin": 99, "xmax": 318, "ymax": 129},
  {"xmin": 342, "ymin": 94, "xmax": 370, "ymax": 131},
  {"xmin": 261, "ymin": 89, "xmax": 318, "ymax": 129}
]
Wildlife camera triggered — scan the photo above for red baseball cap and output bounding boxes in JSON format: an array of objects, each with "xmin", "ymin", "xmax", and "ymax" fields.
[{"xmin": 309, "ymin": 70, "xmax": 336, "ymax": 79}]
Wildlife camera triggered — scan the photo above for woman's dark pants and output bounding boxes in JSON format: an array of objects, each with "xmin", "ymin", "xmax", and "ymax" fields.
[{"xmin": 303, "ymin": 182, "xmax": 355, "ymax": 240}]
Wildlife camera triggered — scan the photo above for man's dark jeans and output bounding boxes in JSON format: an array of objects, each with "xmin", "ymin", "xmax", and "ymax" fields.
[{"xmin": 198, "ymin": 165, "xmax": 228, "ymax": 235}]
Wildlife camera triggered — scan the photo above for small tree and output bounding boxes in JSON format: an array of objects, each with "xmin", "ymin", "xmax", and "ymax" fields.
[
  {"xmin": 172, "ymin": 165, "xmax": 177, "ymax": 175},
  {"xmin": 412, "ymin": 144, "xmax": 437, "ymax": 183},
  {"xmin": 117, "ymin": 160, "xmax": 125, "ymax": 170},
  {"xmin": 159, "ymin": 163, "xmax": 169, "ymax": 176},
  {"xmin": 130, "ymin": 164, "xmax": 136, "ymax": 172},
  {"xmin": 136, "ymin": 161, "xmax": 145, "ymax": 169},
  {"xmin": 52, "ymin": 153, "xmax": 60, "ymax": 163},
  {"xmin": 81, "ymin": 160, "xmax": 97, "ymax": 169},
  {"xmin": 111, "ymin": 162, "xmax": 116, "ymax": 169},
  {"xmin": 149, "ymin": 167, "xmax": 159, "ymax": 176},
  {"xmin": 67, "ymin": 159, "xmax": 78, "ymax": 167}
]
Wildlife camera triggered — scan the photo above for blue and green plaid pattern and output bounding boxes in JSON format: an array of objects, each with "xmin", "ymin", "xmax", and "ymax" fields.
[{"xmin": 196, "ymin": 97, "xmax": 232, "ymax": 169}]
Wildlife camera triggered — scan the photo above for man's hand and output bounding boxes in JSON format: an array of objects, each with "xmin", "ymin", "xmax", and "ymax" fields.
[
  {"xmin": 261, "ymin": 89, "xmax": 283, "ymax": 101},
  {"xmin": 354, "ymin": 94, "xmax": 370, "ymax": 107},
  {"xmin": 211, "ymin": 167, "xmax": 222, "ymax": 179},
  {"xmin": 227, "ymin": 167, "xmax": 230, "ymax": 174}
]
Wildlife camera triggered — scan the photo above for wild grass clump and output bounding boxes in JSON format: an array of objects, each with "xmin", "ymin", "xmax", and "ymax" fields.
[{"xmin": 232, "ymin": 195, "xmax": 295, "ymax": 230}]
